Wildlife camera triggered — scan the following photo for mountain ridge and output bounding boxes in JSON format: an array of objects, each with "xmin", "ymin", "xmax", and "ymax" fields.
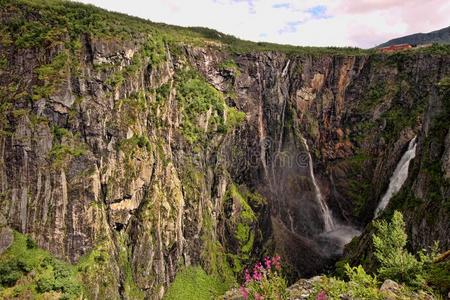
[{"xmin": 377, "ymin": 25, "xmax": 450, "ymax": 48}]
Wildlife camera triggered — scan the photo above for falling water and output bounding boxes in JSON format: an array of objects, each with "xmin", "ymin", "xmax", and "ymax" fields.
[
  {"xmin": 301, "ymin": 137, "xmax": 335, "ymax": 232},
  {"xmin": 375, "ymin": 136, "xmax": 417, "ymax": 217}
]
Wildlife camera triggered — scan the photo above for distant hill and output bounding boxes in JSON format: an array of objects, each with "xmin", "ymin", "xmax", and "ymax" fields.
[{"xmin": 377, "ymin": 26, "xmax": 450, "ymax": 48}]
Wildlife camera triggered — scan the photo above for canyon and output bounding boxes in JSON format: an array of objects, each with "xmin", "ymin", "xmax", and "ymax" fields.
[{"xmin": 0, "ymin": 1, "xmax": 449, "ymax": 299}]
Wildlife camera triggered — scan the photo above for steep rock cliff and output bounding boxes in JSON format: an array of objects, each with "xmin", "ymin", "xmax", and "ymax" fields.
[{"xmin": 0, "ymin": 1, "xmax": 449, "ymax": 298}]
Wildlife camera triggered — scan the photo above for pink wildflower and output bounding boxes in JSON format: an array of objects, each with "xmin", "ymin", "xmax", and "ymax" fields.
[
  {"xmin": 316, "ymin": 291, "xmax": 328, "ymax": 300},
  {"xmin": 272, "ymin": 255, "xmax": 282, "ymax": 271},
  {"xmin": 239, "ymin": 286, "xmax": 249, "ymax": 300},
  {"xmin": 264, "ymin": 257, "xmax": 272, "ymax": 269},
  {"xmin": 252, "ymin": 270, "xmax": 262, "ymax": 281},
  {"xmin": 244, "ymin": 269, "xmax": 251, "ymax": 283}
]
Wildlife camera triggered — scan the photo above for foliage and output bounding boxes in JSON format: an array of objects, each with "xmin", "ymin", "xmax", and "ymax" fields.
[
  {"xmin": 0, "ymin": 231, "xmax": 82, "ymax": 299},
  {"xmin": 311, "ymin": 264, "xmax": 382, "ymax": 299},
  {"xmin": 33, "ymin": 51, "xmax": 69, "ymax": 100},
  {"xmin": 163, "ymin": 266, "xmax": 229, "ymax": 300},
  {"xmin": 117, "ymin": 233, "xmax": 144, "ymax": 299},
  {"xmin": 75, "ymin": 239, "xmax": 121, "ymax": 299},
  {"xmin": 200, "ymin": 209, "xmax": 236, "ymax": 293},
  {"xmin": 219, "ymin": 58, "xmax": 241, "ymax": 76},
  {"xmin": 224, "ymin": 185, "xmax": 267, "ymax": 274},
  {"xmin": 240, "ymin": 256, "xmax": 288, "ymax": 300},
  {"xmin": 226, "ymin": 106, "xmax": 246, "ymax": 129},
  {"xmin": 426, "ymin": 257, "xmax": 450, "ymax": 295},
  {"xmin": 372, "ymin": 211, "xmax": 430, "ymax": 288},
  {"xmin": 175, "ymin": 68, "xmax": 245, "ymax": 144},
  {"xmin": 49, "ymin": 126, "xmax": 87, "ymax": 168}
]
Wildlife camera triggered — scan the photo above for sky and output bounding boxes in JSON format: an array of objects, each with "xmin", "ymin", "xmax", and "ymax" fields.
[{"xmin": 77, "ymin": 0, "xmax": 450, "ymax": 48}]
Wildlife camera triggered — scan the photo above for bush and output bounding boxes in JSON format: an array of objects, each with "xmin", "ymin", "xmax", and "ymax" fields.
[
  {"xmin": 0, "ymin": 232, "xmax": 83, "ymax": 299},
  {"xmin": 426, "ymin": 255, "xmax": 450, "ymax": 295},
  {"xmin": 312, "ymin": 264, "xmax": 382, "ymax": 299},
  {"xmin": 0, "ymin": 259, "xmax": 30, "ymax": 287},
  {"xmin": 240, "ymin": 256, "xmax": 288, "ymax": 300},
  {"xmin": 372, "ymin": 211, "xmax": 429, "ymax": 288}
]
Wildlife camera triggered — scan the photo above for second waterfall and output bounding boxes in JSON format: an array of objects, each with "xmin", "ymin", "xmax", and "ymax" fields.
[{"xmin": 301, "ymin": 137, "xmax": 335, "ymax": 232}]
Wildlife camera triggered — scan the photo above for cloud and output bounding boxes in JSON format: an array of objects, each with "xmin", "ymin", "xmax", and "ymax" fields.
[
  {"xmin": 305, "ymin": 5, "xmax": 330, "ymax": 19},
  {"xmin": 77, "ymin": 0, "xmax": 450, "ymax": 48},
  {"xmin": 340, "ymin": 0, "xmax": 407, "ymax": 13},
  {"xmin": 278, "ymin": 21, "xmax": 303, "ymax": 34},
  {"xmin": 272, "ymin": 3, "xmax": 292, "ymax": 9}
]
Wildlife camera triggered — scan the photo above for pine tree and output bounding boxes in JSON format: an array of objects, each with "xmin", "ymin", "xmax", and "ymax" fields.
[{"xmin": 372, "ymin": 211, "xmax": 426, "ymax": 287}]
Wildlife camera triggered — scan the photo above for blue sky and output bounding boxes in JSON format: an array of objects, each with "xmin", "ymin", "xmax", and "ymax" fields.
[{"xmin": 77, "ymin": 0, "xmax": 450, "ymax": 48}]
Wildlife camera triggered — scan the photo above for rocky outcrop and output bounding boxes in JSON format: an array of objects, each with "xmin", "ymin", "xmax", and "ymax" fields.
[{"xmin": 1, "ymin": 1, "xmax": 449, "ymax": 298}]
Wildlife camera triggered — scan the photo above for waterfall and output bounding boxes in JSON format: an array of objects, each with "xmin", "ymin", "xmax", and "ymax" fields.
[
  {"xmin": 301, "ymin": 137, "xmax": 335, "ymax": 232},
  {"xmin": 375, "ymin": 136, "xmax": 417, "ymax": 217}
]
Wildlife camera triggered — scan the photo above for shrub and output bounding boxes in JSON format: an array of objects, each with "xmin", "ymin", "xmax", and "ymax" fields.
[
  {"xmin": 0, "ymin": 259, "xmax": 30, "ymax": 287},
  {"xmin": 240, "ymin": 256, "xmax": 288, "ymax": 300},
  {"xmin": 372, "ymin": 211, "xmax": 429, "ymax": 288},
  {"xmin": 312, "ymin": 264, "xmax": 382, "ymax": 299}
]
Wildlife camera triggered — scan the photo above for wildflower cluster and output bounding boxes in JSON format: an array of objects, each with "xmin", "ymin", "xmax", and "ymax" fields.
[{"xmin": 239, "ymin": 256, "xmax": 287, "ymax": 300}]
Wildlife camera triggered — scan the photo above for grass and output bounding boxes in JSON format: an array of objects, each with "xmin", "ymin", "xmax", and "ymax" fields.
[{"xmin": 163, "ymin": 266, "xmax": 230, "ymax": 300}]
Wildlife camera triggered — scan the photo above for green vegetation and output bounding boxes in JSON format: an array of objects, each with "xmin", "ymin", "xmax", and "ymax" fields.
[
  {"xmin": 163, "ymin": 266, "xmax": 229, "ymax": 300},
  {"xmin": 312, "ymin": 264, "xmax": 382, "ymax": 299},
  {"xmin": 32, "ymin": 51, "xmax": 69, "ymax": 101},
  {"xmin": 75, "ymin": 239, "xmax": 122, "ymax": 299},
  {"xmin": 316, "ymin": 212, "xmax": 447, "ymax": 298},
  {"xmin": 241, "ymin": 256, "xmax": 288, "ymax": 300},
  {"xmin": 175, "ymin": 68, "xmax": 245, "ymax": 144},
  {"xmin": 228, "ymin": 184, "xmax": 257, "ymax": 272},
  {"xmin": 340, "ymin": 152, "xmax": 373, "ymax": 218},
  {"xmin": 372, "ymin": 211, "xmax": 431, "ymax": 288},
  {"xmin": 0, "ymin": 232, "xmax": 82, "ymax": 299},
  {"xmin": 117, "ymin": 234, "xmax": 144, "ymax": 299},
  {"xmin": 1, "ymin": 0, "xmax": 406, "ymax": 59},
  {"xmin": 49, "ymin": 126, "xmax": 87, "ymax": 168},
  {"xmin": 218, "ymin": 58, "xmax": 241, "ymax": 76},
  {"xmin": 222, "ymin": 184, "xmax": 267, "ymax": 274},
  {"xmin": 200, "ymin": 211, "xmax": 236, "ymax": 291}
]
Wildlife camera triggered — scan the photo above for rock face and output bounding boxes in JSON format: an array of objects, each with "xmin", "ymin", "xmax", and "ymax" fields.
[{"xmin": 1, "ymin": 1, "xmax": 449, "ymax": 298}]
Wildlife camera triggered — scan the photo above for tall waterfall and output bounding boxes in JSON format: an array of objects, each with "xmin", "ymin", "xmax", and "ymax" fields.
[
  {"xmin": 301, "ymin": 137, "xmax": 335, "ymax": 232},
  {"xmin": 375, "ymin": 136, "xmax": 417, "ymax": 217}
]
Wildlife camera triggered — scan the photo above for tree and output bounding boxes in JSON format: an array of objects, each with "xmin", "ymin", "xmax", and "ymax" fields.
[{"xmin": 372, "ymin": 211, "xmax": 427, "ymax": 288}]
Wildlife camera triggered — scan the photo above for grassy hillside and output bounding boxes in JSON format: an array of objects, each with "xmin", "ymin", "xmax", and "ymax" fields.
[{"xmin": 377, "ymin": 26, "xmax": 450, "ymax": 47}]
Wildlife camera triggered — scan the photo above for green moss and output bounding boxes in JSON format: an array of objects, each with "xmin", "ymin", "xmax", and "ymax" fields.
[
  {"xmin": 105, "ymin": 71, "xmax": 125, "ymax": 88},
  {"xmin": 174, "ymin": 67, "xmax": 245, "ymax": 144},
  {"xmin": 117, "ymin": 234, "xmax": 144, "ymax": 299},
  {"xmin": 75, "ymin": 240, "xmax": 120, "ymax": 299},
  {"xmin": 175, "ymin": 68, "xmax": 225, "ymax": 143},
  {"xmin": 163, "ymin": 266, "xmax": 229, "ymax": 300},
  {"xmin": 219, "ymin": 58, "xmax": 241, "ymax": 76},
  {"xmin": 119, "ymin": 134, "xmax": 151, "ymax": 154},
  {"xmin": 49, "ymin": 126, "xmax": 87, "ymax": 168},
  {"xmin": 226, "ymin": 106, "xmax": 246, "ymax": 129},
  {"xmin": 200, "ymin": 211, "xmax": 236, "ymax": 290},
  {"xmin": 222, "ymin": 184, "xmax": 267, "ymax": 274}
]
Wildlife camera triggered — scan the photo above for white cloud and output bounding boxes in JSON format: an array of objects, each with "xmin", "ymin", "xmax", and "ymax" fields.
[{"xmin": 76, "ymin": 0, "xmax": 450, "ymax": 48}]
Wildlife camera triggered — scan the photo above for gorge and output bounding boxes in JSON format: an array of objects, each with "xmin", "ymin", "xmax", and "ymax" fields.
[{"xmin": 0, "ymin": 1, "xmax": 449, "ymax": 299}]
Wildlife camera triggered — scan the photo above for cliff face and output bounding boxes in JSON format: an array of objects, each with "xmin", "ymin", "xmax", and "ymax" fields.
[{"xmin": 0, "ymin": 1, "xmax": 449, "ymax": 299}]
